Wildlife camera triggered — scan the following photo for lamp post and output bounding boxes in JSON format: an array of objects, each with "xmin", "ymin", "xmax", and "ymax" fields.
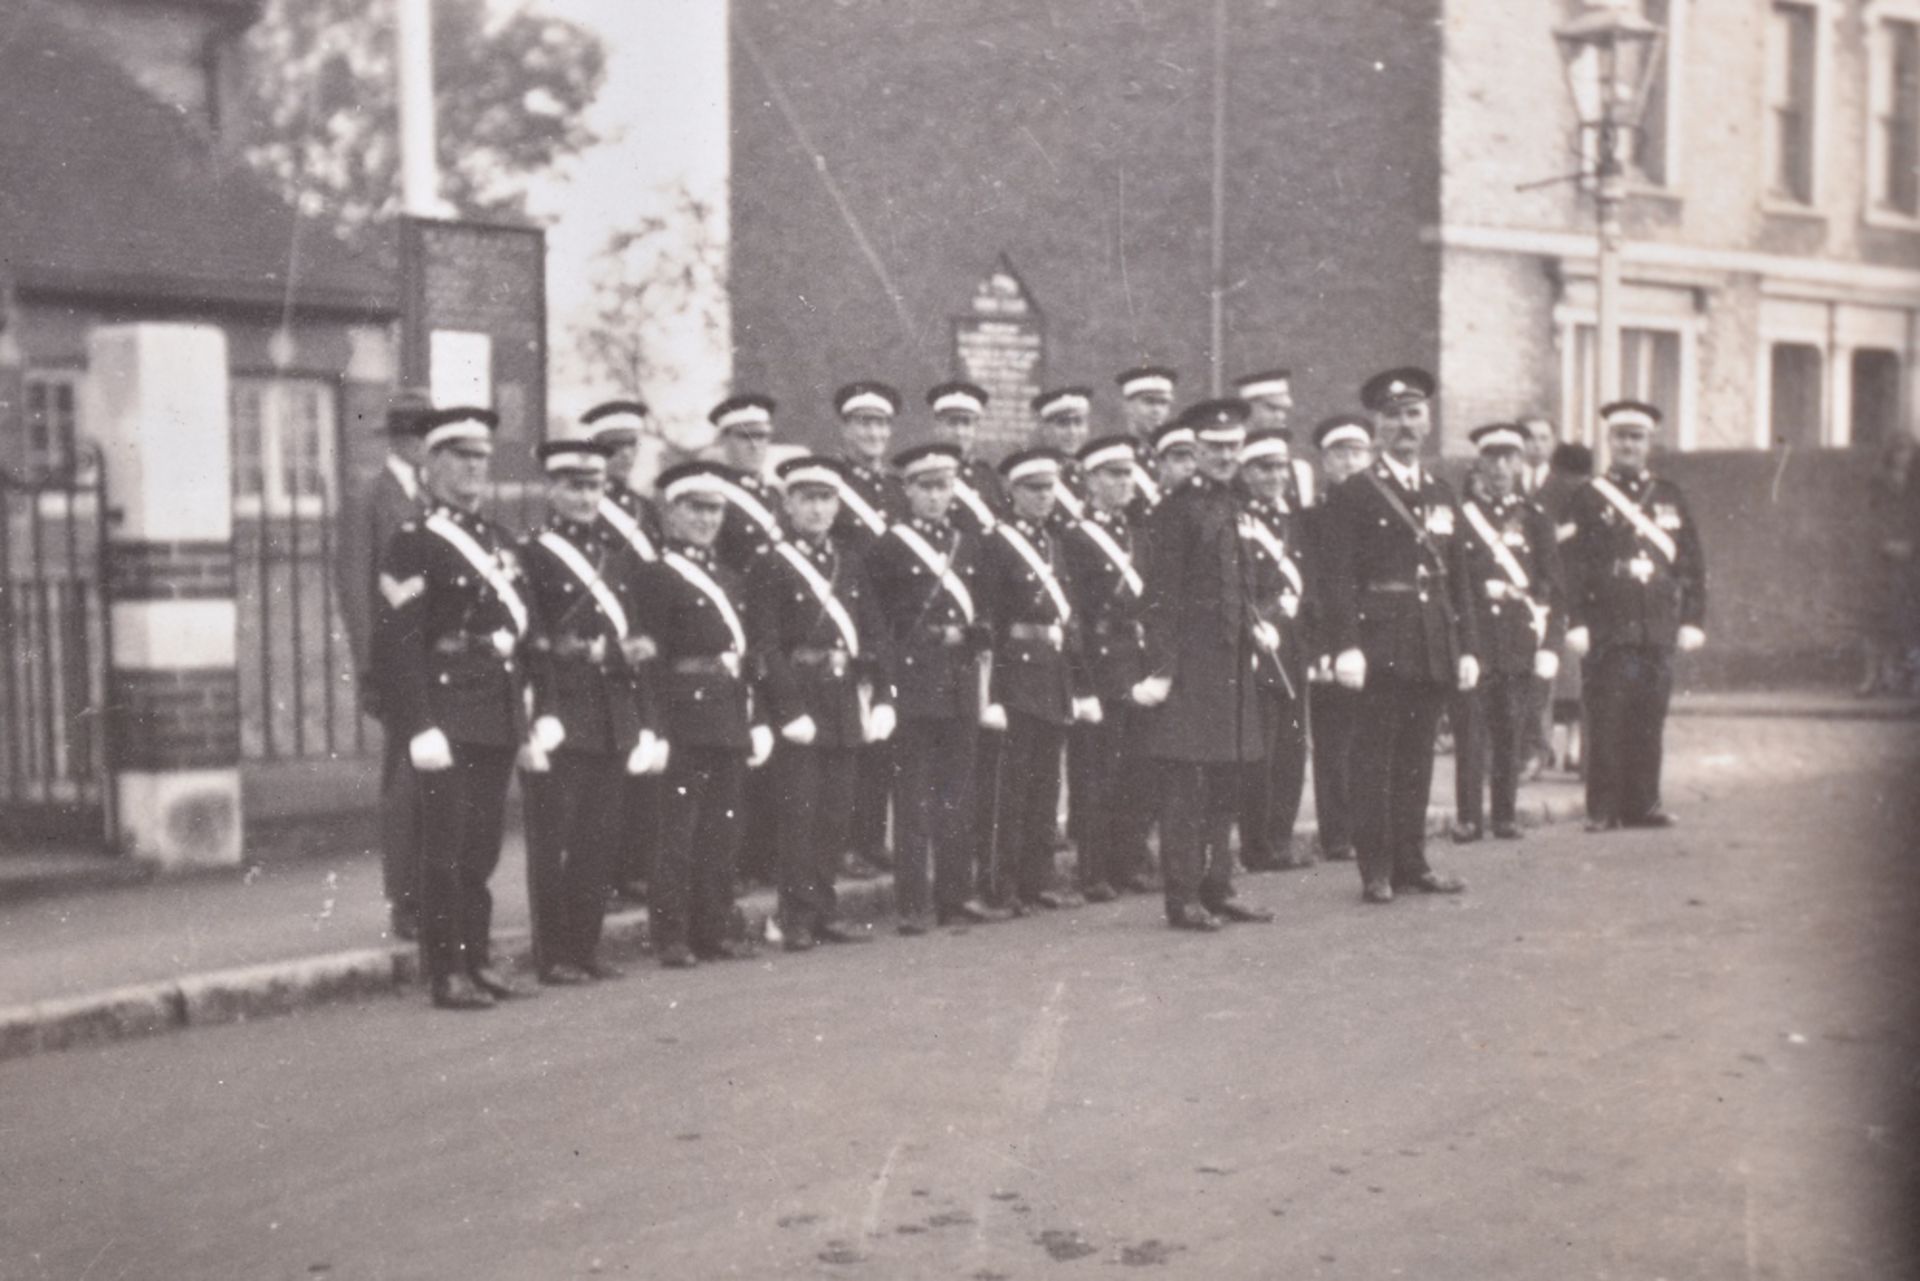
[{"xmin": 1554, "ymin": 1, "xmax": 1664, "ymax": 457}]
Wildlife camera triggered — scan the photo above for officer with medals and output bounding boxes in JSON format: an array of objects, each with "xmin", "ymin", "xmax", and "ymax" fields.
[
  {"xmin": 1116, "ymin": 366, "xmax": 1178, "ymax": 513},
  {"xmin": 1030, "ymin": 387, "xmax": 1093, "ymax": 528},
  {"xmin": 708, "ymin": 393, "xmax": 785, "ymax": 575},
  {"xmin": 1062, "ymin": 435, "xmax": 1154, "ymax": 900},
  {"xmin": 925, "ymin": 380, "xmax": 1006, "ymax": 536},
  {"xmin": 1319, "ymin": 368, "xmax": 1480, "ymax": 904},
  {"xmin": 518, "ymin": 438, "xmax": 663, "ymax": 985},
  {"xmin": 978, "ymin": 447, "xmax": 1093, "ymax": 914},
  {"xmin": 581, "ymin": 399, "xmax": 663, "ymax": 906},
  {"xmin": 1451, "ymin": 422, "xmax": 1564, "ymax": 843},
  {"xmin": 1134, "ymin": 399, "xmax": 1275, "ymax": 931},
  {"xmin": 631, "ymin": 462, "xmax": 774, "ymax": 967},
  {"xmin": 1302, "ymin": 413, "xmax": 1374, "ymax": 864},
  {"xmin": 867, "ymin": 444, "xmax": 1002, "ymax": 931},
  {"xmin": 1235, "ymin": 427, "xmax": 1313, "ymax": 872},
  {"xmin": 1563, "ymin": 400, "xmax": 1707, "ymax": 831},
  {"xmin": 832, "ymin": 382, "xmax": 909, "ymax": 880},
  {"xmin": 374, "ymin": 407, "xmax": 538, "ymax": 1009},
  {"xmin": 1234, "ymin": 368, "xmax": 1317, "ymax": 510},
  {"xmin": 746, "ymin": 455, "xmax": 894, "ymax": 951}
]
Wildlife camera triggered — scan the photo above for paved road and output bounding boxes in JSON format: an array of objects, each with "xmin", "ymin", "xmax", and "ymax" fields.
[{"xmin": 4, "ymin": 717, "xmax": 1916, "ymax": 1280}]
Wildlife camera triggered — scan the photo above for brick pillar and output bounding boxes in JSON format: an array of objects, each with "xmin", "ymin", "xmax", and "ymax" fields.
[{"xmin": 89, "ymin": 324, "xmax": 243, "ymax": 868}]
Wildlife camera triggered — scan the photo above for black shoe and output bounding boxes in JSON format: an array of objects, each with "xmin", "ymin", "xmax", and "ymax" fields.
[
  {"xmin": 815, "ymin": 922, "xmax": 876, "ymax": 944},
  {"xmin": 1403, "ymin": 871, "xmax": 1467, "ymax": 895},
  {"xmin": 951, "ymin": 898, "xmax": 1012, "ymax": 923},
  {"xmin": 470, "ymin": 965, "xmax": 538, "ymax": 999},
  {"xmin": 1275, "ymin": 849, "xmax": 1318, "ymax": 870},
  {"xmin": 1362, "ymin": 878, "xmax": 1395, "ymax": 904},
  {"xmin": 430, "ymin": 973, "xmax": 496, "ymax": 1010},
  {"xmin": 389, "ymin": 906, "xmax": 419, "ymax": 942},
  {"xmin": 842, "ymin": 857, "xmax": 889, "ymax": 880},
  {"xmin": 609, "ymin": 880, "xmax": 649, "ymax": 906},
  {"xmin": 1240, "ymin": 853, "xmax": 1280, "ymax": 872},
  {"xmin": 1168, "ymin": 903, "xmax": 1222, "ymax": 932},
  {"xmin": 1026, "ymin": 890, "xmax": 1069, "ymax": 910},
  {"xmin": 1491, "ymin": 821, "xmax": 1523, "ymax": 840},
  {"xmin": 658, "ymin": 944, "xmax": 697, "ymax": 969},
  {"xmin": 1212, "ymin": 901, "xmax": 1275, "ymax": 923},
  {"xmin": 580, "ymin": 959, "xmax": 626, "ymax": 981},
  {"xmin": 1449, "ymin": 821, "xmax": 1483, "ymax": 845},
  {"xmin": 783, "ymin": 928, "xmax": 816, "ymax": 953},
  {"xmin": 1320, "ymin": 845, "xmax": 1356, "ymax": 863},
  {"xmin": 694, "ymin": 939, "xmax": 755, "ymax": 961},
  {"xmin": 538, "ymin": 963, "xmax": 593, "ymax": 986},
  {"xmin": 1584, "ymin": 816, "xmax": 1620, "ymax": 833},
  {"xmin": 1622, "ymin": 812, "xmax": 1676, "ymax": 829},
  {"xmin": 896, "ymin": 915, "xmax": 931, "ymax": 937},
  {"xmin": 1081, "ymin": 882, "xmax": 1118, "ymax": 903}
]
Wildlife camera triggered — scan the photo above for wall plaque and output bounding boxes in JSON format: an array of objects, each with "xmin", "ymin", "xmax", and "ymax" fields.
[{"xmin": 951, "ymin": 254, "xmax": 1044, "ymax": 460}]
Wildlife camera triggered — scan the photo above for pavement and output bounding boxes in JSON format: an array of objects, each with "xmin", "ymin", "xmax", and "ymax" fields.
[
  {"xmin": 3, "ymin": 713, "xmax": 1914, "ymax": 1279},
  {"xmin": 0, "ymin": 689, "xmax": 1904, "ymax": 1063}
]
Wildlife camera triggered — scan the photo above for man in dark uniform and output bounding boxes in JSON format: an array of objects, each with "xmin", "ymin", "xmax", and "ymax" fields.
[
  {"xmin": 1116, "ymin": 366, "xmax": 1178, "ymax": 511},
  {"xmin": 1451, "ymin": 423, "xmax": 1564, "ymax": 842},
  {"xmin": 1151, "ymin": 417, "xmax": 1201, "ymax": 495},
  {"xmin": 747, "ymin": 455, "xmax": 893, "ymax": 951},
  {"xmin": 868, "ymin": 444, "xmax": 1002, "ymax": 931},
  {"xmin": 1136, "ymin": 399, "xmax": 1274, "ymax": 931},
  {"xmin": 374, "ymin": 406, "xmax": 538, "ymax": 1009},
  {"xmin": 1563, "ymin": 400, "xmax": 1707, "ymax": 831},
  {"xmin": 518, "ymin": 437, "xmax": 661, "ymax": 984},
  {"xmin": 1319, "ymin": 368, "xmax": 1480, "ymax": 904},
  {"xmin": 708, "ymin": 393, "xmax": 785, "ymax": 575},
  {"xmin": 1062, "ymin": 435, "xmax": 1153, "ymax": 900},
  {"xmin": 1235, "ymin": 368, "xmax": 1318, "ymax": 510},
  {"xmin": 1235, "ymin": 427, "xmax": 1313, "ymax": 872},
  {"xmin": 581, "ymin": 399, "xmax": 663, "ymax": 905},
  {"xmin": 1302, "ymin": 413, "xmax": 1374, "ymax": 863},
  {"xmin": 339, "ymin": 388, "xmax": 432, "ymax": 941},
  {"xmin": 631, "ymin": 462, "xmax": 774, "ymax": 967},
  {"xmin": 979, "ymin": 447, "xmax": 1093, "ymax": 914},
  {"xmin": 926, "ymin": 381, "xmax": 1005, "ymax": 536},
  {"xmin": 1031, "ymin": 387, "xmax": 1093, "ymax": 526},
  {"xmin": 832, "ymin": 382, "xmax": 909, "ymax": 879}
]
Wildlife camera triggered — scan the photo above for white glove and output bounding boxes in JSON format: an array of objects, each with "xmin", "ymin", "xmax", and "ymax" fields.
[
  {"xmin": 1457, "ymin": 654, "xmax": 1480, "ymax": 692},
  {"xmin": 408, "ymin": 727, "xmax": 454, "ymax": 772},
  {"xmin": 1565, "ymin": 626, "xmax": 1591, "ymax": 658},
  {"xmin": 1333, "ymin": 648, "xmax": 1367, "ymax": 690},
  {"xmin": 517, "ymin": 740, "xmax": 551, "ymax": 774},
  {"xmin": 1308, "ymin": 655, "xmax": 1334, "ymax": 684},
  {"xmin": 748, "ymin": 724, "xmax": 775, "ymax": 768},
  {"xmin": 779, "ymin": 714, "xmax": 818, "ymax": 746},
  {"xmin": 980, "ymin": 703, "xmax": 1008, "ymax": 732},
  {"xmin": 1677, "ymin": 624, "xmax": 1706, "ymax": 653},
  {"xmin": 650, "ymin": 737, "xmax": 671, "ymax": 775},
  {"xmin": 1252, "ymin": 620, "xmax": 1280, "ymax": 653},
  {"xmin": 1131, "ymin": 675, "xmax": 1172, "ymax": 707},
  {"xmin": 1533, "ymin": 649, "xmax": 1560, "ymax": 681},
  {"xmin": 864, "ymin": 702, "xmax": 897, "ymax": 743},
  {"xmin": 625, "ymin": 729, "xmax": 661, "ymax": 776},
  {"xmin": 531, "ymin": 715, "xmax": 566, "ymax": 753},
  {"xmin": 1072, "ymin": 696, "xmax": 1103, "ymax": 724}
]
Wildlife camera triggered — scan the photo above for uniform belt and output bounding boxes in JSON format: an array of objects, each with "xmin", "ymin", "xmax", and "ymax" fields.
[
  {"xmin": 792, "ymin": 647, "xmax": 852, "ymax": 675},
  {"xmin": 921, "ymin": 625, "xmax": 967, "ymax": 647},
  {"xmin": 671, "ymin": 653, "xmax": 742, "ymax": 678},
  {"xmin": 547, "ymin": 635, "xmax": 610, "ymax": 663},
  {"xmin": 1364, "ymin": 581, "xmax": 1420, "ymax": 594},
  {"xmin": 1007, "ymin": 622, "xmax": 1064, "ymax": 649},
  {"xmin": 1612, "ymin": 557, "xmax": 1661, "ymax": 578},
  {"xmin": 1091, "ymin": 618, "xmax": 1143, "ymax": 640},
  {"xmin": 433, "ymin": 629, "xmax": 516, "ymax": 658}
]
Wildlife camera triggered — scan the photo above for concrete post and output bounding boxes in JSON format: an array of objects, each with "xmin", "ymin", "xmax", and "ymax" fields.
[{"xmin": 89, "ymin": 324, "xmax": 243, "ymax": 868}]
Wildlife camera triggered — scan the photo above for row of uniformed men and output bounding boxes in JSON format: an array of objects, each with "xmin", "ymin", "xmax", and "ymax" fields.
[{"xmin": 371, "ymin": 362, "xmax": 1706, "ymax": 1010}]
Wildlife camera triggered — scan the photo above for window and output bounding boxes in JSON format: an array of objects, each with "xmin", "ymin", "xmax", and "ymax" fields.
[
  {"xmin": 1768, "ymin": 343, "xmax": 1824, "ymax": 448},
  {"xmin": 23, "ymin": 371, "xmax": 80, "ymax": 476},
  {"xmin": 1767, "ymin": 3, "xmax": 1819, "ymax": 204},
  {"xmin": 1569, "ymin": 325, "xmax": 1685, "ymax": 450},
  {"xmin": 230, "ymin": 376, "xmax": 339, "ymax": 517},
  {"xmin": 1850, "ymin": 349, "xmax": 1905, "ymax": 447},
  {"xmin": 1632, "ymin": 0, "xmax": 1676, "ymax": 187},
  {"xmin": 1871, "ymin": 16, "xmax": 1920, "ymax": 218}
]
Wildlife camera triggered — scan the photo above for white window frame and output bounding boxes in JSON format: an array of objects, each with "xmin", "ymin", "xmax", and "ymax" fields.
[
  {"xmin": 1865, "ymin": 1, "xmax": 1920, "ymax": 230},
  {"xmin": 1762, "ymin": 0, "xmax": 1836, "ymax": 215},
  {"xmin": 1628, "ymin": 0, "xmax": 1688, "ymax": 193},
  {"xmin": 1753, "ymin": 294, "xmax": 1916, "ymax": 447},
  {"xmin": 1553, "ymin": 309, "xmax": 1702, "ymax": 452},
  {"xmin": 21, "ymin": 368, "xmax": 82, "ymax": 476},
  {"xmin": 230, "ymin": 374, "xmax": 340, "ymax": 519}
]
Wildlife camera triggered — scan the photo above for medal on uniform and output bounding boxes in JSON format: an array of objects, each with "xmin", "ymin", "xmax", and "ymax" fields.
[
  {"xmin": 1629, "ymin": 554, "xmax": 1654, "ymax": 582},
  {"xmin": 1425, "ymin": 506, "xmax": 1454, "ymax": 536}
]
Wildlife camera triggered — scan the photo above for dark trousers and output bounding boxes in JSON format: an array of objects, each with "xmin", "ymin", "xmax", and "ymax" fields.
[
  {"xmin": 1584, "ymin": 645, "xmax": 1674, "ymax": 824},
  {"xmin": 987, "ymin": 713, "xmax": 1067, "ymax": 903},
  {"xmin": 774, "ymin": 741, "xmax": 857, "ymax": 932},
  {"xmin": 379, "ymin": 725, "xmax": 420, "ymax": 914},
  {"xmin": 739, "ymin": 765, "xmax": 780, "ymax": 886},
  {"xmin": 1453, "ymin": 673, "xmax": 1531, "ymax": 828},
  {"xmin": 652, "ymin": 746, "xmax": 745, "ymax": 954},
  {"xmin": 1160, "ymin": 761, "xmax": 1240, "ymax": 917},
  {"xmin": 1240, "ymin": 688, "xmax": 1308, "ymax": 866},
  {"xmin": 613, "ymin": 776, "xmax": 658, "ymax": 889},
  {"xmin": 1310, "ymin": 684, "xmax": 1360, "ymax": 857},
  {"xmin": 415, "ymin": 742, "xmax": 515, "ymax": 982},
  {"xmin": 894, "ymin": 717, "xmax": 977, "ymax": 919},
  {"xmin": 524, "ymin": 750, "xmax": 621, "ymax": 971},
  {"xmin": 852, "ymin": 742, "xmax": 893, "ymax": 863},
  {"xmin": 1067, "ymin": 708, "xmax": 1152, "ymax": 890},
  {"xmin": 972, "ymin": 730, "xmax": 1001, "ymax": 887},
  {"xmin": 1352, "ymin": 674, "xmax": 1446, "ymax": 888}
]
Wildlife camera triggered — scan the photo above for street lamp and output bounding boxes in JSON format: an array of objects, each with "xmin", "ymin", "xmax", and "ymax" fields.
[{"xmin": 1554, "ymin": 0, "xmax": 1665, "ymax": 454}]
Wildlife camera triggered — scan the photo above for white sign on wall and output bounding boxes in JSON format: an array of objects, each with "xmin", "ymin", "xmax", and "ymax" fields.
[{"xmin": 429, "ymin": 330, "xmax": 493, "ymax": 408}]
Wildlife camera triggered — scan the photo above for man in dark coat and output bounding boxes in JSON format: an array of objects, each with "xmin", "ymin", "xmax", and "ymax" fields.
[
  {"xmin": 1562, "ymin": 401, "xmax": 1708, "ymax": 830},
  {"xmin": 1450, "ymin": 423, "xmax": 1564, "ymax": 842},
  {"xmin": 1136, "ymin": 399, "xmax": 1274, "ymax": 931},
  {"xmin": 708, "ymin": 393, "xmax": 785, "ymax": 575},
  {"xmin": 1302, "ymin": 413, "xmax": 1374, "ymax": 863},
  {"xmin": 1116, "ymin": 366, "xmax": 1178, "ymax": 513},
  {"xmin": 1318, "ymin": 368, "xmax": 1480, "ymax": 905},
  {"xmin": 926, "ymin": 381, "xmax": 1006, "ymax": 537}
]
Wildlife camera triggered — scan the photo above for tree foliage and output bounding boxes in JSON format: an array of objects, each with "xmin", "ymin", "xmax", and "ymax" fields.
[
  {"xmin": 573, "ymin": 186, "xmax": 729, "ymax": 402},
  {"xmin": 241, "ymin": 0, "xmax": 606, "ymax": 232}
]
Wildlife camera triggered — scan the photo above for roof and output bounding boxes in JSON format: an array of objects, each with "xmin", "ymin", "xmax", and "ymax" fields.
[{"xmin": 0, "ymin": 2, "xmax": 396, "ymax": 317}]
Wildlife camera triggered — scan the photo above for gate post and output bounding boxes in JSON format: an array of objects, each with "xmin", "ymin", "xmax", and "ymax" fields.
[{"xmin": 88, "ymin": 324, "xmax": 243, "ymax": 868}]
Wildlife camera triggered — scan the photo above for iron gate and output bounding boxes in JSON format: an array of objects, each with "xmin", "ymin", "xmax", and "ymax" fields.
[{"xmin": 0, "ymin": 452, "xmax": 112, "ymax": 847}]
